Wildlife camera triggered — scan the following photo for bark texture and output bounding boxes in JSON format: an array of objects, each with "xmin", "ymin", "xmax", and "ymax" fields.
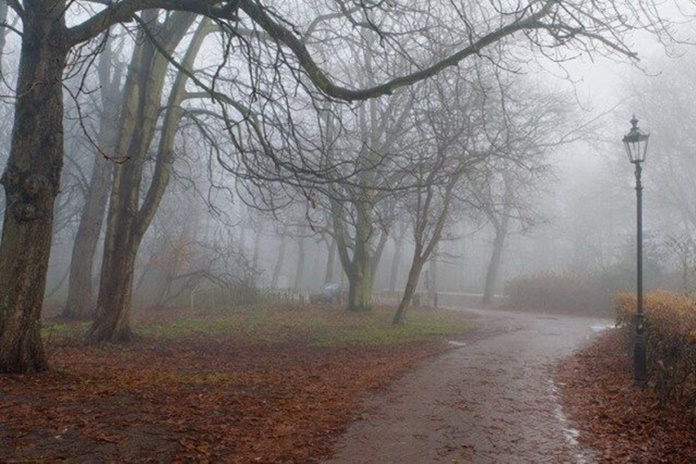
[
  {"xmin": 88, "ymin": 12, "xmax": 198, "ymax": 342},
  {"xmin": 0, "ymin": 4, "xmax": 68, "ymax": 372}
]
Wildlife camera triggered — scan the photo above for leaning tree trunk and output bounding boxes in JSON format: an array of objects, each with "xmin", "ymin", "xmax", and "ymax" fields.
[
  {"xmin": 0, "ymin": 5, "xmax": 68, "ymax": 372},
  {"xmin": 428, "ymin": 248, "xmax": 438, "ymax": 308},
  {"xmin": 392, "ymin": 247, "xmax": 425, "ymax": 325},
  {"xmin": 87, "ymin": 147, "xmax": 146, "ymax": 342},
  {"xmin": 87, "ymin": 67, "xmax": 151, "ymax": 342}
]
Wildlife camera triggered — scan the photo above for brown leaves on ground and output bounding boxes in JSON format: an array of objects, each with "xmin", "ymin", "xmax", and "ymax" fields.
[
  {"xmin": 556, "ymin": 329, "xmax": 696, "ymax": 463},
  {"xmin": 0, "ymin": 307, "xmax": 451, "ymax": 463}
]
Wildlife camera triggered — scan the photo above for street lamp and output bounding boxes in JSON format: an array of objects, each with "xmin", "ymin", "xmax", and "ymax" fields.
[{"xmin": 622, "ymin": 115, "xmax": 649, "ymax": 388}]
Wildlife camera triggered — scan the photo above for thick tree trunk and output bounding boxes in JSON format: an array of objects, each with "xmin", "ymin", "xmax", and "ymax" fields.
[
  {"xmin": 347, "ymin": 237, "xmax": 373, "ymax": 311},
  {"xmin": 0, "ymin": 5, "xmax": 67, "ymax": 372},
  {"xmin": 87, "ymin": 13, "xmax": 198, "ymax": 342},
  {"xmin": 346, "ymin": 204, "xmax": 374, "ymax": 311},
  {"xmin": 88, "ymin": 117, "xmax": 149, "ymax": 342},
  {"xmin": 87, "ymin": 233, "xmax": 139, "ymax": 342}
]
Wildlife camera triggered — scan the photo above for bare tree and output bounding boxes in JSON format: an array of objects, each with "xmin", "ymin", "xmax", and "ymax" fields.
[
  {"xmin": 0, "ymin": 0, "xmax": 676, "ymax": 372},
  {"xmin": 391, "ymin": 70, "xmax": 483, "ymax": 325},
  {"xmin": 393, "ymin": 63, "xmax": 566, "ymax": 323},
  {"xmin": 86, "ymin": 13, "xmax": 208, "ymax": 342},
  {"xmin": 327, "ymin": 91, "xmax": 414, "ymax": 311},
  {"xmin": 63, "ymin": 39, "xmax": 123, "ymax": 320}
]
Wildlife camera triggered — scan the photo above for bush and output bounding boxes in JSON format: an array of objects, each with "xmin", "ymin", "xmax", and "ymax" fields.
[
  {"xmin": 505, "ymin": 272, "xmax": 614, "ymax": 315},
  {"xmin": 614, "ymin": 291, "xmax": 696, "ymax": 411}
]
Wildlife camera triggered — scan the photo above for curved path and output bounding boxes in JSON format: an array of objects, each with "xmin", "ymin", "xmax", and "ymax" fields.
[{"xmin": 325, "ymin": 308, "xmax": 612, "ymax": 464}]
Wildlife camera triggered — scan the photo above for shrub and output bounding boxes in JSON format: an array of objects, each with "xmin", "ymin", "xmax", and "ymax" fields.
[
  {"xmin": 505, "ymin": 272, "xmax": 614, "ymax": 315},
  {"xmin": 614, "ymin": 291, "xmax": 696, "ymax": 411}
]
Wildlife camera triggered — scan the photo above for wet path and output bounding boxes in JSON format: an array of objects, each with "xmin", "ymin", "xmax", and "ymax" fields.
[{"xmin": 324, "ymin": 308, "xmax": 612, "ymax": 464}]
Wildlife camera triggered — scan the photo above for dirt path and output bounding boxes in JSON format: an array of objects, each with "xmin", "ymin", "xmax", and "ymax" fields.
[{"xmin": 325, "ymin": 308, "xmax": 612, "ymax": 464}]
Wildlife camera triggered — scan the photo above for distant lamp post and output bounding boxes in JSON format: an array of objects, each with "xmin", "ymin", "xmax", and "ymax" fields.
[{"xmin": 622, "ymin": 115, "xmax": 649, "ymax": 388}]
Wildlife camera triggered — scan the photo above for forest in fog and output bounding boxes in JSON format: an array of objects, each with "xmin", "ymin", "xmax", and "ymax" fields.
[{"xmin": 0, "ymin": 0, "xmax": 695, "ymax": 373}]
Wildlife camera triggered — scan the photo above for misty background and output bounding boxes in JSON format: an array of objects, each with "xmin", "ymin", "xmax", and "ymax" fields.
[{"xmin": 1, "ymin": 4, "xmax": 694, "ymax": 316}]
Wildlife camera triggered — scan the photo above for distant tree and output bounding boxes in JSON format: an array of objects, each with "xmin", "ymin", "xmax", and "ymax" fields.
[
  {"xmin": 392, "ymin": 69, "xmax": 482, "ymax": 325},
  {"xmin": 393, "ymin": 65, "xmax": 567, "ymax": 323},
  {"xmin": 475, "ymin": 84, "xmax": 568, "ymax": 304},
  {"xmin": 630, "ymin": 50, "xmax": 696, "ymax": 232},
  {"xmin": 0, "ymin": 0, "xmax": 677, "ymax": 373}
]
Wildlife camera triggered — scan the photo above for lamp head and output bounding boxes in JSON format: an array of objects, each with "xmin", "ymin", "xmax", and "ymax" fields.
[{"xmin": 622, "ymin": 115, "xmax": 649, "ymax": 164}]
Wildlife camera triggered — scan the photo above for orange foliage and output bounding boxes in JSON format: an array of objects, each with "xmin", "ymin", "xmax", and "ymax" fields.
[
  {"xmin": 0, "ymin": 311, "xmax": 449, "ymax": 462},
  {"xmin": 613, "ymin": 291, "xmax": 696, "ymax": 409},
  {"xmin": 557, "ymin": 330, "xmax": 696, "ymax": 462}
]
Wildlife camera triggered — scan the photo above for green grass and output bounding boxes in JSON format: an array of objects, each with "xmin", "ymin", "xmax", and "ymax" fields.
[
  {"xmin": 314, "ymin": 309, "xmax": 471, "ymax": 346},
  {"xmin": 139, "ymin": 305, "xmax": 471, "ymax": 347},
  {"xmin": 41, "ymin": 304, "xmax": 472, "ymax": 348},
  {"xmin": 41, "ymin": 321, "xmax": 90, "ymax": 339}
]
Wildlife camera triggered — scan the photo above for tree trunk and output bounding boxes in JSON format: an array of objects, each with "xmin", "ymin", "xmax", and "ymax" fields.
[
  {"xmin": 347, "ymin": 235, "xmax": 373, "ymax": 311},
  {"xmin": 393, "ymin": 246, "xmax": 425, "ymax": 325},
  {"xmin": 482, "ymin": 220, "xmax": 509, "ymax": 306},
  {"xmin": 271, "ymin": 231, "xmax": 287, "ymax": 288},
  {"xmin": 428, "ymin": 248, "xmax": 438, "ymax": 308},
  {"xmin": 88, "ymin": 13, "xmax": 198, "ymax": 342},
  {"xmin": 87, "ymin": 233, "xmax": 139, "ymax": 342},
  {"xmin": 63, "ymin": 42, "xmax": 120, "ymax": 320},
  {"xmin": 345, "ymin": 201, "xmax": 374, "ymax": 311},
  {"xmin": 63, "ymin": 152, "xmax": 113, "ymax": 320},
  {"xmin": 0, "ymin": 4, "xmax": 68, "ymax": 372},
  {"xmin": 252, "ymin": 226, "xmax": 261, "ymax": 271},
  {"xmin": 293, "ymin": 236, "xmax": 305, "ymax": 293},
  {"xmin": 324, "ymin": 237, "xmax": 336, "ymax": 284},
  {"xmin": 388, "ymin": 225, "xmax": 405, "ymax": 293}
]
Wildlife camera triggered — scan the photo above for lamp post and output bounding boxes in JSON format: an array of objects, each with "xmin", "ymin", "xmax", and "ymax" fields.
[{"xmin": 622, "ymin": 115, "xmax": 649, "ymax": 388}]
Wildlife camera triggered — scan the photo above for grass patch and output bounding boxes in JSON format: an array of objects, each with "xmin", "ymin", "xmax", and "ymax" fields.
[
  {"xmin": 41, "ymin": 321, "xmax": 90, "ymax": 340},
  {"xmin": 40, "ymin": 304, "xmax": 472, "ymax": 348},
  {"xmin": 315, "ymin": 309, "xmax": 471, "ymax": 346},
  {"xmin": 136, "ymin": 304, "xmax": 471, "ymax": 347}
]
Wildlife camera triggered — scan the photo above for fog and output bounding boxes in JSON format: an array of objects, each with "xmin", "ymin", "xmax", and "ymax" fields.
[
  {"xmin": 42, "ymin": 38, "xmax": 696, "ymax": 313},
  {"xmin": 0, "ymin": 2, "xmax": 691, "ymax": 320}
]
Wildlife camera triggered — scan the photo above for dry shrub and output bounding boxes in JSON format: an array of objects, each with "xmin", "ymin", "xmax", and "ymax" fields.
[
  {"xmin": 614, "ymin": 291, "xmax": 696, "ymax": 412},
  {"xmin": 505, "ymin": 272, "xmax": 613, "ymax": 315}
]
